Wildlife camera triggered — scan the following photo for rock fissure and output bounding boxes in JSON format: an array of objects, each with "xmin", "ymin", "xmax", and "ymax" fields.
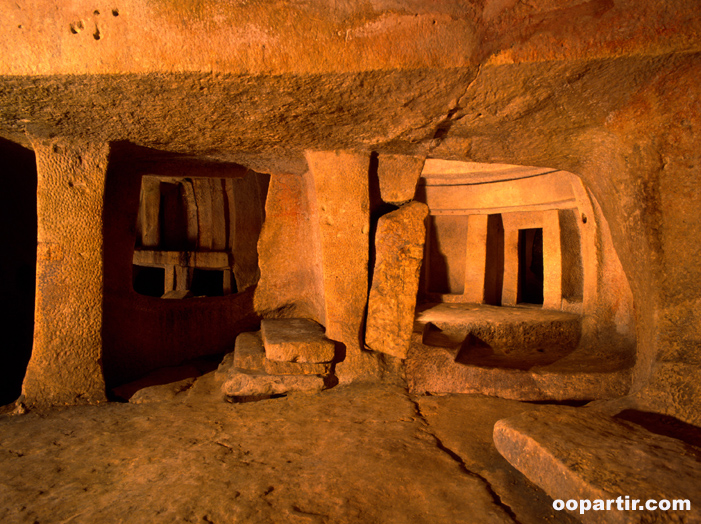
[
  {"xmin": 406, "ymin": 394, "xmax": 524, "ymax": 524},
  {"xmin": 428, "ymin": 64, "xmax": 482, "ymax": 151}
]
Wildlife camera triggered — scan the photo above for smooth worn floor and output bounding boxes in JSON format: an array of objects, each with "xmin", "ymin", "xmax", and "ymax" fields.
[{"xmin": 0, "ymin": 380, "xmax": 576, "ymax": 524}]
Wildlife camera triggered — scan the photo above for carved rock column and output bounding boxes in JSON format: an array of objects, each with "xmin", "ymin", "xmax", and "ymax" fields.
[{"xmin": 22, "ymin": 138, "xmax": 109, "ymax": 406}]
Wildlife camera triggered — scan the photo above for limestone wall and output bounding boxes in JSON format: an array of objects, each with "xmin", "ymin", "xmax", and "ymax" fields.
[{"xmin": 2, "ymin": 0, "xmax": 700, "ymax": 423}]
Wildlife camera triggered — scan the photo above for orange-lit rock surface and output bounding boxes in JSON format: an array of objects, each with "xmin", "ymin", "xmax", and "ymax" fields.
[
  {"xmin": 21, "ymin": 138, "xmax": 109, "ymax": 406},
  {"xmin": 0, "ymin": 383, "xmax": 574, "ymax": 524},
  {"xmin": 366, "ymin": 201, "xmax": 428, "ymax": 359},
  {"xmin": 494, "ymin": 407, "xmax": 701, "ymax": 523},
  {"xmin": 0, "ymin": 0, "xmax": 699, "ymax": 500}
]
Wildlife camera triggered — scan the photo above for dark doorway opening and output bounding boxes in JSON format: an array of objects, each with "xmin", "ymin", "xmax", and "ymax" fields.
[
  {"xmin": 0, "ymin": 139, "xmax": 37, "ymax": 405},
  {"xmin": 484, "ymin": 214, "xmax": 505, "ymax": 305},
  {"xmin": 518, "ymin": 228, "xmax": 544, "ymax": 305}
]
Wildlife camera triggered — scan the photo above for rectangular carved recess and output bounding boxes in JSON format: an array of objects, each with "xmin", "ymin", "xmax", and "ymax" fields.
[{"xmin": 133, "ymin": 175, "xmax": 239, "ymax": 298}]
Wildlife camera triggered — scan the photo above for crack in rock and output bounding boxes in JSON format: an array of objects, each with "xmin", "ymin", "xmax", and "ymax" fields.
[
  {"xmin": 406, "ymin": 394, "xmax": 524, "ymax": 524},
  {"xmin": 428, "ymin": 64, "xmax": 482, "ymax": 152}
]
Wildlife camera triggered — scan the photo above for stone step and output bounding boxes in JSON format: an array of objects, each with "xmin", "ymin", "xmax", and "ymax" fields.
[
  {"xmin": 493, "ymin": 406, "xmax": 701, "ymax": 524},
  {"xmin": 406, "ymin": 331, "xmax": 632, "ymax": 401},
  {"xmin": 220, "ymin": 329, "xmax": 332, "ymax": 399},
  {"xmin": 234, "ymin": 330, "xmax": 331, "ymax": 376},
  {"xmin": 222, "ymin": 369, "xmax": 326, "ymax": 398},
  {"xmin": 261, "ymin": 318, "xmax": 335, "ymax": 363}
]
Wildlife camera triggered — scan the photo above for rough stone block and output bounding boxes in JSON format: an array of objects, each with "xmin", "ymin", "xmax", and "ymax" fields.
[
  {"xmin": 261, "ymin": 318, "xmax": 335, "ymax": 363},
  {"xmin": 377, "ymin": 154, "xmax": 425, "ymax": 205},
  {"xmin": 222, "ymin": 369, "xmax": 326, "ymax": 397},
  {"xmin": 233, "ymin": 331, "xmax": 266, "ymax": 372},
  {"xmin": 365, "ymin": 201, "xmax": 428, "ymax": 359},
  {"xmin": 493, "ymin": 407, "xmax": 701, "ymax": 524},
  {"xmin": 264, "ymin": 359, "xmax": 331, "ymax": 376}
]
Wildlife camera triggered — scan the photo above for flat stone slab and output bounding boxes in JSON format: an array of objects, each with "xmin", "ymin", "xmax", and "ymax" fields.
[
  {"xmin": 416, "ymin": 303, "xmax": 582, "ymax": 357},
  {"xmin": 261, "ymin": 318, "xmax": 335, "ymax": 363},
  {"xmin": 406, "ymin": 332, "xmax": 632, "ymax": 401},
  {"xmin": 222, "ymin": 369, "xmax": 326, "ymax": 397},
  {"xmin": 408, "ymin": 303, "xmax": 636, "ymax": 401},
  {"xmin": 264, "ymin": 359, "xmax": 331, "ymax": 376},
  {"xmin": 493, "ymin": 407, "xmax": 701, "ymax": 523},
  {"xmin": 233, "ymin": 330, "xmax": 332, "ymax": 376}
]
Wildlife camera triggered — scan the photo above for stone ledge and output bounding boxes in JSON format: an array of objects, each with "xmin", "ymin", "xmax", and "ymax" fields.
[
  {"xmin": 493, "ymin": 407, "xmax": 701, "ymax": 524},
  {"xmin": 261, "ymin": 318, "xmax": 335, "ymax": 363}
]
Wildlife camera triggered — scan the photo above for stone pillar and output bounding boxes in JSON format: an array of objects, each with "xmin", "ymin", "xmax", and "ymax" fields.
[
  {"xmin": 463, "ymin": 214, "xmax": 489, "ymax": 303},
  {"xmin": 22, "ymin": 138, "xmax": 109, "ymax": 406},
  {"xmin": 501, "ymin": 227, "xmax": 520, "ymax": 306},
  {"xmin": 193, "ymin": 178, "xmax": 213, "ymax": 250},
  {"xmin": 305, "ymin": 150, "xmax": 370, "ymax": 356},
  {"xmin": 365, "ymin": 201, "xmax": 428, "ymax": 359},
  {"xmin": 139, "ymin": 177, "xmax": 160, "ymax": 248},
  {"xmin": 543, "ymin": 209, "xmax": 563, "ymax": 309}
]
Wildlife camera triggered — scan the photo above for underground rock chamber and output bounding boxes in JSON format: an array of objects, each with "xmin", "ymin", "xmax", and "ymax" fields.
[
  {"xmin": 98, "ymin": 157, "xmax": 636, "ymax": 407},
  {"xmin": 3, "ymin": 145, "xmax": 694, "ymax": 524},
  {"xmin": 404, "ymin": 160, "xmax": 638, "ymax": 402}
]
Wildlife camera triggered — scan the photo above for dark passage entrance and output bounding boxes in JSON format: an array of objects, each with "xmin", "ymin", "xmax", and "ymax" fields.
[
  {"xmin": 518, "ymin": 228, "xmax": 544, "ymax": 305},
  {"xmin": 0, "ymin": 139, "xmax": 37, "ymax": 405}
]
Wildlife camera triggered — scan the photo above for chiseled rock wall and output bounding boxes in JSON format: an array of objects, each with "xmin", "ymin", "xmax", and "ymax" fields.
[{"xmin": 3, "ymin": 1, "xmax": 700, "ymax": 420}]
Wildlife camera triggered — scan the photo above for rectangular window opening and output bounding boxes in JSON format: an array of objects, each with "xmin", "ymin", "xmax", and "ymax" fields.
[{"xmin": 133, "ymin": 265, "xmax": 166, "ymax": 298}]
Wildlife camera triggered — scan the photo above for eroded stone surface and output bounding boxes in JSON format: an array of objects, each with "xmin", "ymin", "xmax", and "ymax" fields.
[
  {"xmin": 306, "ymin": 150, "xmax": 370, "ymax": 377},
  {"xmin": 222, "ymin": 369, "xmax": 326, "ymax": 397},
  {"xmin": 128, "ymin": 377, "xmax": 197, "ymax": 404},
  {"xmin": 21, "ymin": 138, "xmax": 109, "ymax": 407},
  {"xmin": 415, "ymin": 303, "xmax": 583, "ymax": 356},
  {"xmin": 0, "ymin": 383, "xmax": 546, "ymax": 524},
  {"xmin": 407, "ymin": 333, "xmax": 632, "ymax": 401},
  {"xmin": 417, "ymin": 395, "xmax": 579, "ymax": 524},
  {"xmin": 377, "ymin": 154, "xmax": 425, "ymax": 205},
  {"xmin": 261, "ymin": 318, "xmax": 335, "ymax": 363},
  {"xmin": 253, "ymin": 172, "xmax": 326, "ymax": 322},
  {"xmin": 365, "ymin": 201, "xmax": 428, "ymax": 359},
  {"xmin": 233, "ymin": 331, "xmax": 266, "ymax": 372},
  {"xmin": 264, "ymin": 359, "xmax": 331, "ymax": 376},
  {"xmin": 494, "ymin": 407, "xmax": 701, "ymax": 523}
]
